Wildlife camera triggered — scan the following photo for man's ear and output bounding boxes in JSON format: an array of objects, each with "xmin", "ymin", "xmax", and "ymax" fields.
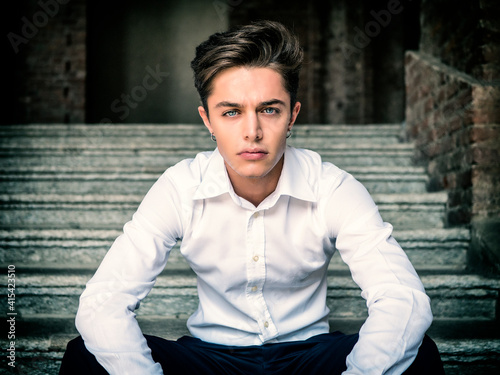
[
  {"xmin": 198, "ymin": 106, "xmax": 213, "ymax": 134},
  {"xmin": 288, "ymin": 101, "xmax": 301, "ymax": 131}
]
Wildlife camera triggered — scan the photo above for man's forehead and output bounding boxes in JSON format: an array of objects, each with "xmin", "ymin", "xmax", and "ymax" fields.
[{"xmin": 207, "ymin": 67, "xmax": 290, "ymax": 107}]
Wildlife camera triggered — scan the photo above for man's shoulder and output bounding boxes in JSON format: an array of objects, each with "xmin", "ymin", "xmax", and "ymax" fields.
[
  {"xmin": 170, "ymin": 150, "xmax": 215, "ymax": 172},
  {"xmin": 285, "ymin": 146, "xmax": 350, "ymax": 202},
  {"xmin": 287, "ymin": 146, "xmax": 345, "ymax": 179},
  {"xmin": 163, "ymin": 149, "xmax": 218, "ymax": 188}
]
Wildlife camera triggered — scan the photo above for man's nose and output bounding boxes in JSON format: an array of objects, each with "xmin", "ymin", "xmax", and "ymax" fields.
[{"xmin": 243, "ymin": 113, "xmax": 262, "ymax": 140}]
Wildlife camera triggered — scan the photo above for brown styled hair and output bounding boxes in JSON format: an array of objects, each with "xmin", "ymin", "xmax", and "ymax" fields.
[{"xmin": 191, "ymin": 20, "xmax": 303, "ymax": 114}]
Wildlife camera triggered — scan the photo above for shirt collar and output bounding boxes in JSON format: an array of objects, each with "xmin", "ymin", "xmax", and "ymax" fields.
[
  {"xmin": 192, "ymin": 146, "xmax": 317, "ymax": 204},
  {"xmin": 277, "ymin": 146, "xmax": 317, "ymax": 203},
  {"xmin": 192, "ymin": 148, "xmax": 231, "ymax": 200}
]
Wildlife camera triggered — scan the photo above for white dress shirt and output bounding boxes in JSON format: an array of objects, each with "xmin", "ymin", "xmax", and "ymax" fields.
[{"xmin": 76, "ymin": 146, "xmax": 432, "ymax": 375}]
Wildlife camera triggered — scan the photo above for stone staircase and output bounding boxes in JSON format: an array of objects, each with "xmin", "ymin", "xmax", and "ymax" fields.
[{"xmin": 0, "ymin": 124, "xmax": 498, "ymax": 374}]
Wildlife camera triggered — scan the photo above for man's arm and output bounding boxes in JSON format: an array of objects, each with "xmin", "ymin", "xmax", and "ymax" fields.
[
  {"xmin": 326, "ymin": 173, "xmax": 432, "ymax": 374},
  {"xmin": 75, "ymin": 172, "xmax": 183, "ymax": 375}
]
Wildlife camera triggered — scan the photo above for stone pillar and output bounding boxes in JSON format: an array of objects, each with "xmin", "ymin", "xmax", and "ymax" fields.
[
  {"xmin": 324, "ymin": 0, "xmax": 418, "ymax": 124},
  {"xmin": 325, "ymin": 0, "xmax": 372, "ymax": 124}
]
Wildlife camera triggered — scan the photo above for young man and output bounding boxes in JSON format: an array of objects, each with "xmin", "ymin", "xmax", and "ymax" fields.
[{"xmin": 60, "ymin": 21, "xmax": 444, "ymax": 374}]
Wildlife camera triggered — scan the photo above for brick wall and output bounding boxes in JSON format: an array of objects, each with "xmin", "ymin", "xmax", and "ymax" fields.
[
  {"xmin": 419, "ymin": 0, "xmax": 500, "ymax": 81},
  {"xmin": 405, "ymin": 0, "xmax": 500, "ymax": 274},
  {"xmin": 406, "ymin": 52, "xmax": 500, "ymax": 222},
  {"xmin": 8, "ymin": 0, "xmax": 86, "ymax": 123}
]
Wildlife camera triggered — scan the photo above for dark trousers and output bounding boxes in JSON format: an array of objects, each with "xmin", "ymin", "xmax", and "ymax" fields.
[{"xmin": 59, "ymin": 332, "xmax": 444, "ymax": 374}]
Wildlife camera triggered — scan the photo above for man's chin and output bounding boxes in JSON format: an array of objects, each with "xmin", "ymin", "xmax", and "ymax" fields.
[
  {"xmin": 233, "ymin": 168, "xmax": 271, "ymax": 180},
  {"xmin": 237, "ymin": 172, "xmax": 267, "ymax": 179}
]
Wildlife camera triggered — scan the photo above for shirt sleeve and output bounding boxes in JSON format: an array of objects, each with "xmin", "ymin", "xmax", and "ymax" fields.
[
  {"xmin": 75, "ymin": 172, "xmax": 184, "ymax": 375},
  {"xmin": 325, "ymin": 172, "xmax": 433, "ymax": 375}
]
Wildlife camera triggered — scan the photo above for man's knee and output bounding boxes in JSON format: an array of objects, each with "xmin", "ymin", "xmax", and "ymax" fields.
[
  {"xmin": 61, "ymin": 336, "xmax": 88, "ymax": 363},
  {"xmin": 65, "ymin": 336, "xmax": 85, "ymax": 351},
  {"xmin": 60, "ymin": 336, "xmax": 85, "ymax": 374},
  {"xmin": 420, "ymin": 335, "xmax": 442, "ymax": 362},
  {"xmin": 406, "ymin": 335, "xmax": 444, "ymax": 374},
  {"xmin": 59, "ymin": 336, "xmax": 108, "ymax": 375}
]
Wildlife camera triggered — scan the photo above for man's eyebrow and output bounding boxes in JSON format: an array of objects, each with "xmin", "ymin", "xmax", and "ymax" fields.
[
  {"xmin": 214, "ymin": 99, "xmax": 287, "ymax": 109},
  {"xmin": 259, "ymin": 99, "xmax": 286, "ymax": 107},
  {"xmin": 214, "ymin": 101, "xmax": 242, "ymax": 109}
]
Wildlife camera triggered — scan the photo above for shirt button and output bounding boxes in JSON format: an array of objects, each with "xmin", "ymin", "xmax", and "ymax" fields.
[
  {"xmin": 253, "ymin": 212, "xmax": 259, "ymax": 218},
  {"xmin": 251, "ymin": 286, "xmax": 258, "ymax": 292},
  {"xmin": 253, "ymin": 255, "xmax": 259, "ymax": 262},
  {"xmin": 264, "ymin": 321, "xmax": 269, "ymax": 328}
]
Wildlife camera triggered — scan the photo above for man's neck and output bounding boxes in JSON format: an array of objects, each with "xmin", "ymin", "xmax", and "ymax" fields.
[{"xmin": 226, "ymin": 157, "xmax": 284, "ymax": 207}]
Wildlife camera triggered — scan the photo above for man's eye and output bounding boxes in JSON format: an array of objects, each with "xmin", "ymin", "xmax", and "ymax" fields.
[
  {"xmin": 262, "ymin": 107, "xmax": 278, "ymax": 114},
  {"xmin": 223, "ymin": 110, "xmax": 238, "ymax": 117}
]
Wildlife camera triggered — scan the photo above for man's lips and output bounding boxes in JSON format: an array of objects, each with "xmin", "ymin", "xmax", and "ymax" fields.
[{"xmin": 238, "ymin": 149, "xmax": 268, "ymax": 160}]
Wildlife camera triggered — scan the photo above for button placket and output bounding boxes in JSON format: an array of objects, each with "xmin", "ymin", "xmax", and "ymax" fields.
[{"xmin": 245, "ymin": 210, "xmax": 277, "ymax": 340}]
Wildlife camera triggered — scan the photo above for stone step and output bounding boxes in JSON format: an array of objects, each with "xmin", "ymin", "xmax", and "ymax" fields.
[
  {"xmin": 0, "ymin": 227, "xmax": 468, "ymax": 272},
  {"xmin": 0, "ymin": 125, "xmax": 404, "ymax": 152},
  {"xmin": 0, "ymin": 192, "xmax": 446, "ymax": 231},
  {"xmin": 8, "ymin": 315, "xmax": 500, "ymax": 343},
  {"xmin": 373, "ymin": 192, "xmax": 447, "ymax": 228},
  {"xmin": 1, "ymin": 318, "xmax": 498, "ymax": 375},
  {"xmin": 0, "ymin": 343, "xmax": 498, "ymax": 375},
  {"xmin": 0, "ymin": 124, "xmax": 409, "ymax": 150},
  {"xmin": 1, "ymin": 140, "xmax": 412, "ymax": 155},
  {"xmin": 0, "ymin": 142, "xmax": 414, "ymax": 155},
  {"xmin": 0, "ymin": 164, "xmax": 424, "ymax": 175},
  {"xmin": 0, "ymin": 165, "xmax": 429, "ymax": 196},
  {"xmin": 0, "ymin": 123, "xmax": 403, "ymax": 139},
  {"xmin": 0, "ymin": 145, "xmax": 417, "ymax": 170},
  {"xmin": 0, "ymin": 124, "xmax": 415, "ymax": 171},
  {"xmin": 7, "ymin": 271, "xmax": 498, "ymax": 320},
  {"xmin": 1, "ymin": 135, "xmax": 214, "ymax": 151},
  {"xmin": 434, "ymin": 338, "xmax": 500, "ymax": 375}
]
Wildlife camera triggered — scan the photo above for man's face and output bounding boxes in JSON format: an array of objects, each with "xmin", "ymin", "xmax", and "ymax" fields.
[{"xmin": 198, "ymin": 67, "xmax": 301, "ymax": 185}]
